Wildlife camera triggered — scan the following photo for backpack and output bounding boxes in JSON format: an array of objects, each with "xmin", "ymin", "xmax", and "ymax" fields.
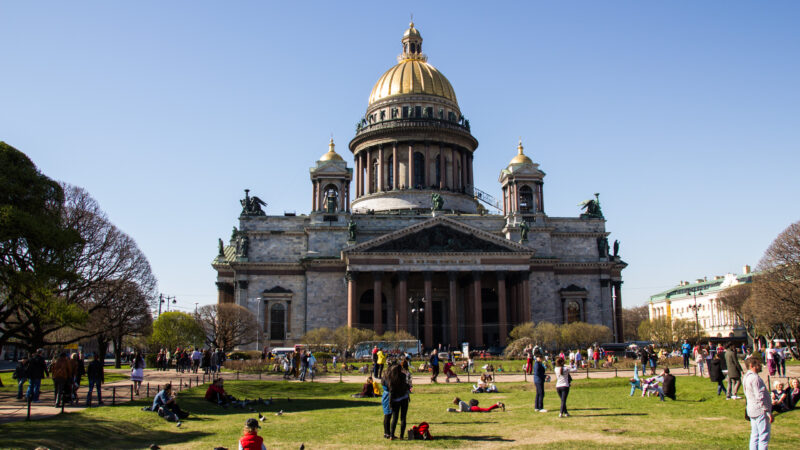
[{"xmin": 407, "ymin": 422, "xmax": 432, "ymax": 440}]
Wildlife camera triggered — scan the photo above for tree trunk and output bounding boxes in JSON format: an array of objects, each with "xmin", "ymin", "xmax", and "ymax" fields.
[
  {"xmin": 96, "ymin": 336, "xmax": 109, "ymax": 361},
  {"xmin": 113, "ymin": 336, "xmax": 123, "ymax": 368}
]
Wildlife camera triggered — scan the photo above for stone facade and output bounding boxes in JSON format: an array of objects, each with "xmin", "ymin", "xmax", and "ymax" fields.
[{"xmin": 212, "ymin": 23, "xmax": 626, "ymax": 350}]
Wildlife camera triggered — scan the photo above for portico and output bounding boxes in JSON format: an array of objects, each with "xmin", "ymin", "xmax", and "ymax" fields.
[{"xmin": 343, "ymin": 216, "xmax": 533, "ymax": 348}]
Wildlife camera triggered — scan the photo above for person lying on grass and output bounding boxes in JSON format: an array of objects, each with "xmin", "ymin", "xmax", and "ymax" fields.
[{"xmin": 448, "ymin": 397, "xmax": 505, "ymax": 413}]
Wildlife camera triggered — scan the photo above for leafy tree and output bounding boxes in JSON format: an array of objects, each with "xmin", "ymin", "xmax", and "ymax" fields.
[
  {"xmin": 717, "ymin": 284, "xmax": 761, "ymax": 342},
  {"xmin": 639, "ymin": 317, "xmax": 699, "ymax": 345},
  {"xmin": 197, "ymin": 304, "xmax": 258, "ymax": 352},
  {"xmin": 150, "ymin": 311, "xmax": 205, "ymax": 350},
  {"xmin": 300, "ymin": 327, "xmax": 335, "ymax": 351},
  {"xmin": 0, "ymin": 142, "xmax": 83, "ymax": 351},
  {"xmin": 332, "ymin": 326, "xmax": 376, "ymax": 355}
]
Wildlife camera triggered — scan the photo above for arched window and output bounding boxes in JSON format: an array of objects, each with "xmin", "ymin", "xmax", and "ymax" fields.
[
  {"xmin": 567, "ymin": 301, "xmax": 581, "ymax": 324},
  {"xmin": 413, "ymin": 152, "xmax": 425, "ymax": 188},
  {"xmin": 323, "ymin": 184, "xmax": 339, "ymax": 213},
  {"xmin": 387, "ymin": 155, "xmax": 394, "ymax": 189},
  {"xmin": 270, "ymin": 304, "xmax": 286, "ymax": 340},
  {"xmin": 519, "ymin": 185, "xmax": 533, "ymax": 213},
  {"xmin": 435, "ymin": 154, "xmax": 442, "ymax": 187}
]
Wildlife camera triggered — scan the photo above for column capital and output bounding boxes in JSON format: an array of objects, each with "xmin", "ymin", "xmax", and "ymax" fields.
[
  {"xmin": 447, "ymin": 271, "xmax": 458, "ymax": 281},
  {"xmin": 396, "ymin": 271, "xmax": 409, "ymax": 281},
  {"xmin": 471, "ymin": 270, "xmax": 482, "ymax": 281},
  {"xmin": 423, "ymin": 271, "xmax": 433, "ymax": 281},
  {"xmin": 372, "ymin": 271, "xmax": 383, "ymax": 281},
  {"xmin": 496, "ymin": 271, "xmax": 506, "ymax": 281},
  {"xmin": 345, "ymin": 271, "xmax": 357, "ymax": 281}
]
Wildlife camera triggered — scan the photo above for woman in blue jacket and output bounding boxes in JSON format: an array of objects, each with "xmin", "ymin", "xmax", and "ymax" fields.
[{"xmin": 533, "ymin": 355, "xmax": 547, "ymax": 412}]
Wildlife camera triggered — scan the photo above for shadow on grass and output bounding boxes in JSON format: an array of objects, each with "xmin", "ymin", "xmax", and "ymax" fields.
[
  {"xmin": 571, "ymin": 408, "xmax": 609, "ymax": 411},
  {"xmin": 0, "ymin": 413, "xmax": 211, "ymax": 449},
  {"xmin": 435, "ymin": 435, "xmax": 514, "ymax": 442},
  {"xmin": 579, "ymin": 413, "xmax": 648, "ymax": 417},
  {"xmin": 429, "ymin": 421, "xmax": 499, "ymax": 425},
  {"xmin": 182, "ymin": 397, "xmax": 378, "ymax": 416}
]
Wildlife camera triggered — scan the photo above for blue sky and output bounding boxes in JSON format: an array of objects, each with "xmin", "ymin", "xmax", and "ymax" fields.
[{"xmin": 2, "ymin": 1, "xmax": 798, "ymax": 312}]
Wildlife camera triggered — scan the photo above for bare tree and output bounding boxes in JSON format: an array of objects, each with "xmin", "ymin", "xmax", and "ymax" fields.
[
  {"xmin": 622, "ymin": 305, "xmax": 649, "ymax": 341},
  {"xmin": 90, "ymin": 281, "xmax": 154, "ymax": 367},
  {"xmin": 755, "ymin": 220, "xmax": 800, "ymax": 358},
  {"xmin": 197, "ymin": 304, "xmax": 258, "ymax": 352},
  {"xmin": 4, "ymin": 184, "xmax": 156, "ymax": 350}
]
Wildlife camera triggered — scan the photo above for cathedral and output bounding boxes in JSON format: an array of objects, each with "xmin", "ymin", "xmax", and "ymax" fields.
[{"xmin": 212, "ymin": 23, "xmax": 627, "ymax": 350}]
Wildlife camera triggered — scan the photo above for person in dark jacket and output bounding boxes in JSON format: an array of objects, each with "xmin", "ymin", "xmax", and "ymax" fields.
[
  {"xmin": 386, "ymin": 362, "xmax": 411, "ymax": 440},
  {"xmin": 639, "ymin": 347, "xmax": 649, "ymax": 377},
  {"xmin": 724, "ymin": 345, "xmax": 743, "ymax": 399},
  {"xmin": 533, "ymin": 355, "xmax": 547, "ymax": 412},
  {"xmin": 661, "ymin": 368, "xmax": 676, "ymax": 400},
  {"xmin": 51, "ymin": 352, "xmax": 73, "ymax": 407},
  {"xmin": 429, "ymin": 349, "xmax": 440, "ymax": 383},
  {"xmin": 709, "ymin": 352, "xmax": 727, "ymax": 396},
  {"xmin": 86, "ymin": 352, "xmax": 104, "ymax": 406},
  {"xmin": 25, "ymin": 349, "xmax": 48, "ymax": 402},
  {"xmin": 13, "ymin": 356, "xmax": 29, "ymax": 399}
]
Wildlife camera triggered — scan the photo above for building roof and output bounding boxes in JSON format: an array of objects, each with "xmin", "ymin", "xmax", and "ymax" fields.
[{"xmin": 649, "ymin": 272, "xmax": 756, "ymax": 303}]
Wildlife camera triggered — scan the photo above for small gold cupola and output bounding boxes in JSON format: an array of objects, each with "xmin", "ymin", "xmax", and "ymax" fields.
[
  {"xmin": 400, "ymin": 21, "xmax": 426, "ymax": 62},
  {"xmin": 319, "ymin": 137, "xmax": 344, "ymax": 162},
  {"xmin": 509, "ymin": 139, "xmax": 533, "ymax": 165}
]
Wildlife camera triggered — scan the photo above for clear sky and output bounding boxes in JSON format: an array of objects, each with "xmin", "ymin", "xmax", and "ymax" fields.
[{"xmin": 2, "ymin": 1, "xmax": 799, "ymax": 313}]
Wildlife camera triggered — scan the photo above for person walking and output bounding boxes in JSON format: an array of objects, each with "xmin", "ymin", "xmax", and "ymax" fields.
[
  {"xmin": 25, "ymin": 349, "xmax": 48, "ymax": 402},
  {"xmin": 681, "ymin": 339, "xmax": 691, "ymax": 370},
  {"xmin": 299, "ymin": 350, "xmax": 309, "ymax": 382},
  {"xmin": 70, "ymin": 353, "xmax": 85, "ymax": 404},
  {"xmin": 533, "ymin": 354, "xmax": 547, "ymax": 412},
  {"xmin": 709, "ymin": 352, "xmax": 727, "ymax": 396},
  {"xmin": 376, "ymin": 348, "xmax": 387, "ymax": 379},
  {"xmin": 130, "ymin": 351, "xmax": 145, "ymax": 396},
  {"xmin": 13, "ymin": 356, "xmax": 29, "ymax": 400},
  {"xmin": 639, "ymin": 347, "xmax": 649, "ymax": 378},
  {"xmin": 725, "ymin": 345, "xmax": 743, "ymax": 399},
  {"xmin": 775, "ymin": 342, "xmax": 786, "ymax": 377},
  {"xmin": 554, "ymin": 357, "xmax": 572, "ymax": 418},
  {"xmin": 429, "ymin": 349, "xmax": 440, "ymax": 383},
  {"xmin": 191, "ymin": 348, "xmax": 202, "ymax": 373},
  {"xmin": 86, "ymin": 352, "xmax": 104, "ymax": 406},
  {"xmin": 744, "ymin": 357, "xmax": 772, "ymax": 450},
  {"xmin": 525, "ymin": 345, "xmax": 533, "ymax": 374},
  {"xmin": 695, "ymin": 345, "xmax": 707, "ymax": 377},
  {"xmin": 51, "ymin": 352, "xmax": 73, "ymax": 408},
  {"xmin": 765, "ymin": 342, "xmax": 777, "ymax": 376},
  {"xmin": 372, "ymin": 346, "xmax": 380, "ymax": 378}
]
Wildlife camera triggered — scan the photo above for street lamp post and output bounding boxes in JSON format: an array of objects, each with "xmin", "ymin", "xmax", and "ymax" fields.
[
  {"xmin": 255, "ymin": 297, "xmax": 263, "ymax": 352},
  {"xmin": 408, "ymin": 294, "xmax": 425, "ymax": 354},
  {"xmin": 688, "ymin": 290, "xmax": 704, "ymax": 337},
  {"xmin": 158, "ymin": 294, "xmax": 176, "ymax": 316}
]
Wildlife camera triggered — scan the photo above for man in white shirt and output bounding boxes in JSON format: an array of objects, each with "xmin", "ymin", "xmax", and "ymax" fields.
[
  {"xmin": 744, "ymin": 358, "xmax": 772, "ymax": 449},
  {"xmin": 587, "ymin": 347, "xmax": 595, "ymax": 369}
]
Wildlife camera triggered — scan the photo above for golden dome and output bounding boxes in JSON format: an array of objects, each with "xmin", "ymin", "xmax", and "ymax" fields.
[
  {"xmin": 510, "ymin": 140, "xmax": 533, "ymax": 165},
  {"xmin": 368, "ymin": 23, "xmax": 458, "ymax": 106},
  {"xmin": 319, "ymin": 138, "xmax": 344, "ymax": 162},
  {"xmin": 369, "ymin": 60, "xmax": 457, "ymax": 105}
]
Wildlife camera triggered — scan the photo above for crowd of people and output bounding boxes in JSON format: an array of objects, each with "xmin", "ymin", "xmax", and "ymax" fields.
[
  {"xmin": 153, "ymin": 347, "xmax": 227, "ymax": 374},
  {"xmin": 12, "ymin": 349, "xmax": 106, "ymax": 407}
]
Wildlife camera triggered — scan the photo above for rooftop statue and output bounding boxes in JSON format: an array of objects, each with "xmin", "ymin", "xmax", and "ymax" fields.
[
  {"xmin": 431, "ymin": 192, "xmax": 444, "ymax": 211},
  {"xmin": 579, "ymin": 193, "xmax": 604, "ymax": 219},
  {"xmin": 236, "ymin": 234, "xmax": 249, "ymax": 258},
  {"xmin": 348, "ymin": 220, "xmax": 357, "ymax": 241},
  {"xmin": 218, "ymin": 238, "xmax": 224, "ymax": 257},
  {"xmin": 519, "ymin": 220, "xmax": 530, "ymax": 243},
  {"xmin": 240, "ymin": 189, "xmax": 267, "ymax": 217},
  {"xmin": 231, "ymin": 226, "xmax": 238, "ymax": 240},
  {"xmin": 613, "ymin": 239, "xmax": 620, "ymax": 257}
]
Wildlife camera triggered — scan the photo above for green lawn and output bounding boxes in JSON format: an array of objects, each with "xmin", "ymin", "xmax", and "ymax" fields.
[
  {"xmin": 1, "ymin": 372, "xmax": 129, "ymax": 393},
  {"xmin": 1, "ymin": 377, "xmax": 799, "ymax": 449}
]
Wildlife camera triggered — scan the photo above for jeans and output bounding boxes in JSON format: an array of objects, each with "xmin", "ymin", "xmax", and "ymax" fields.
[
  {"xmin": 749, "ymin": 413, "xmax": 771, "ymax": 450},
  {"xmin": 390, "ymin": 398, "xmax": 409, "ymax": 438},
  {"xmin": 300, "ymin": 365, "xmax": 308, "ymax": 381},
  {"xmin": 557, "ymin": 386, "xmax": 570, "ymax": 414},
  {"xmin": 716, "ymin": 380, "xmax": 727, "ymax": 396},
  {"xmin": 17, "ymin": 377, "xmax": 27, "ymax": 398},
  {"xmin": 535, "ymin": 381, "xmax": 545, "ymax": 410},
  {"xmin": 53, "ymin": 378, "xmax": 69, "ymax": 406},
  {"xmin": 778, "ymin": 358, "xmax": 786, "ymax": 377},
  {"xmin": 26, "ymin": 378, "xmax": 41, "ymax": 401},
  {"xmin": 728, "ymin": 378, "xmax": 741, "ymax": 398},
  {"xmin": 683, "ymin": 354, "xmax": 689, "ymax": 369},
  {"xmin": 86, "ymin": 379, "xmax": 102, "ymax": 405}
]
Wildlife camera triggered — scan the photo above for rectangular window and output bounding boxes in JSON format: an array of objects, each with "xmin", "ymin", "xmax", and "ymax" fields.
[
  {"xmin": 402, "ymin": 106, "xmax": 409, "ymax": 118},
  {"xmin": 414, "ymin": 106, "xmax": 422, "ymax": 118}
]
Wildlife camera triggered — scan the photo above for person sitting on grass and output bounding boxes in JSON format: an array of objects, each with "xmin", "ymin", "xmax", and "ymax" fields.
[
  {"xmin": 443, "ymin": 361, "xmax": 460, "ymax": 383},
  {"xmin": 351, "ymin": 376, "xmax": 375, "ymax": 398},
  {"xmin": 239, "ymin": 418, "xmax": 266, "ymax": 450},
  {"xmin": 472, "ymin": 372, "xmax": 497, "ymax": 393},
  {"xmin": 771, "ymin": 381, "xmax": 790, "ymax": 413},
  {"xmin": 788, "ymin": 378, "xmax": 800, "ymax": 410},
  {"xmin": 152, "ymin": 383, "xmax": 189, "ymax": 423},
  {"xmin": 641, "ymin": 375, "xmax": 666, "ymax": 401},
  {"xmin": 447, "ymin": 397, "xmax": 505, "ymax": 412},
  {"xmin": 205, "ymin": 378, "xmax": 236, "ymax": 405},
  {"xmin": 661, "ymin": 368, "xmax": 676, "ymax": 400}
]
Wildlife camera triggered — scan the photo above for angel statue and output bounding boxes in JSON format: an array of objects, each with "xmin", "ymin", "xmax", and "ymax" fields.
[
  {"xmin": 431, "ymin": 192, "xmax": 444, "ymax": 211},
  {"xmin": 240, "ymin": 189, "xmax": 267, "ymax": 216},
  {"xmin": 579, "ymin": 193, "xmax": 604, "ymax": 219}
]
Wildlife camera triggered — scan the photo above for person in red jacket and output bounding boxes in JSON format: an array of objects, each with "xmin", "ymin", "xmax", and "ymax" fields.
[
  {"xmin": 239, "ymin": 418, "xmax": 266, "ymax": 450},
  {"xmin": 205, "ymin": 378, "xmax": 234, "ymax": 405}
]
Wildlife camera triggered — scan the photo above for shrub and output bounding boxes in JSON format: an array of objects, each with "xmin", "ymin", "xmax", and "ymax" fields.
[{"xmin": 227, "ymin": 351, "xmax": 252, "ymax": 361}]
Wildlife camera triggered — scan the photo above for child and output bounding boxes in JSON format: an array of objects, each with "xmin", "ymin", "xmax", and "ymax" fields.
[
  {"xmin": 447, "ymin": 397, "xmax": 505, "ymax": 413},
  {"xmin": 443, "ymin": 361, "xmax": 460, "ymax": 383},
  {"xmin": 239, "ymin": 418, "xmax": 266, "ymax": 450}
]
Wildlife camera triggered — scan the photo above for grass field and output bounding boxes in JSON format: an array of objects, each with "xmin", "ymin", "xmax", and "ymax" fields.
[
  {"xmin": 0, "ymin": 372, "xmax": 130, "ymax": 394},
  {"xmin": 1, "ymin": 376, "xmax": 799, "ymax": 449}
]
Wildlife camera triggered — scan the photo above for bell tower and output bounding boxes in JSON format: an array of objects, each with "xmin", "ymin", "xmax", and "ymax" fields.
[
  {"xmin": 310, "ymin": 138, "xmax": 352, "ymax": 213},
  {"xmin": 499, "ymin": 140, "xmax": 545, "ymax": 217}
]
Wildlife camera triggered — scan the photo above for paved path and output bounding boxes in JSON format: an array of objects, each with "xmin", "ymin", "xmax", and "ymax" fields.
[{"xmin": 2, "ymin": 365, "xmax": 797, "ymax": 424}]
